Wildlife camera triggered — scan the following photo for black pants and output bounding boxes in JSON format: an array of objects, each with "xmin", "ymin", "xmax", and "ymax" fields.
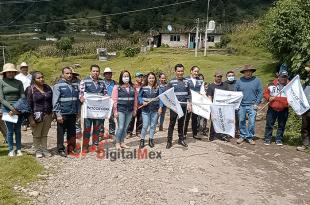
[
  {"xmin": 57, "ymin": 114, "xmax": 76, "ymax": 152},
  {"xmin": 127, "ymin": 109, "xmax": 142, "ymax": 134},
  {"xmin": 264, "ymin": 107, "xmax": 289, "ymax": 142},
  {"xmin": 184, "ymin": 112, "xmax": 198, "ymax": 136},
  {"xmin": 108, "ymin": 113, "xmax": 116, "ymax": 135},
  {"xmin": 167, "ymin": 106, "xmax": 187, "ymax": 141},
  {"xmin": 301, "ymin": 110, "xmax": 310, "ymax": 146}
]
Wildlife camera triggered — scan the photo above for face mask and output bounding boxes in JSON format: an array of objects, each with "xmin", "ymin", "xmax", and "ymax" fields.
[
  {"xmin": 227, "ymin": 76, "xmax": 235, "ymax": 82},
  {"xmin": 122, "ymin": 77, "xmax": 130, "ymax": 83}
]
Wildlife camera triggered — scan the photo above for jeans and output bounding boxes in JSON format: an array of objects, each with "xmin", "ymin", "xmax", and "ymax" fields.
[
  {"xmin": 264, "ymin": 107, "xmax": 289, "ymax": 142},
  {"xmin": 5, "ymin": 115, "xmax": 23, "ymax": 152},
  {"xmin": 57, "ymin": 114, "xmax": 76, "ymax": 152},
  {"xmin": 238, "ymin": 105, "xmax": 257, "ymax": 140},
  {"xmin": 301, "ymin": 110, "xmax": 310, "ymax": 146},
  {"xmin": 159, "ymin": 107, "xmax": 167, "ymax": 127},
  {"xmin": 127, "ymin": 109, "xmax": 142, "ymax": 134},
  {"xmin": 83, "ymin": 118, "xmax": 104, "ymax": 146},
  {"xmin": 116, "ymin": 112, "xmax": 133, "ymax": 143},
  {"xmin": 141, "ymin": 111, "xmax": 158, "ymax": 140},
  {"xmin": 108, "ymin": 113, "xmax": 116, "ymax": 135},
  {"xmin": 184, "ymin": 112, "xmax": 198, "ymax": 136},
  {"xmin": 167, "ymin": 106, "xmax": 187, "ymax": 141}
]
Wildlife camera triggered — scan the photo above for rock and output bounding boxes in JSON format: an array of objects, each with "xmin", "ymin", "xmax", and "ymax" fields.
[
  {"xmin": 189, "ymin": 187, "xmax": 199, "ymax": 193},
  {"xmin": 29, "ymin": 191, "xmax": 40, "ymax": 197},
  {"xmin": 189, "ymin": 200, "xmax": 196, "ymax": 205},
  {"xmin": 274, "ymin": 153, "xmax": 280, "ymax": 157}
]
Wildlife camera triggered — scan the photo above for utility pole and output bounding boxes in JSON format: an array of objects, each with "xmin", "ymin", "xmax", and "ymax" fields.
[
  {"xmin": 204, "ymin": 0, "xmax": 211, "ymax": 56},
  {"xmin": 195, "ymin": 18, "xmax": 199, "ymax": 57}
]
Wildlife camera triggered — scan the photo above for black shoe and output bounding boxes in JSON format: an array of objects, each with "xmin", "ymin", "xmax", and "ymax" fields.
[
  {"xmin": 149, "ymin": 139, "xmax": 155, "ymax": 148},
  {"xmin": 178, "ymin": 140, "xmax": 188, "ymax": 147},
  {"xmin": 139, "ymin": 139, "xmax": 145, "ymax": 149},
  {"xmin": 184, "ymin": 135, "xmax": 187, "ymax": 140},
  {"xmin": 58, "ymin": 150, "xmax": 67, "ymax": 157},
  {"xmin": 221, "ymin": 136, "xmax": 230, "ymax": 142},
  {"xmin": 193, "ymin": 135, "xmax": 202, "ymax": 140},
  {"xmin": 166, "ymin": 141, "xmax": 172, "ymax": 149}
]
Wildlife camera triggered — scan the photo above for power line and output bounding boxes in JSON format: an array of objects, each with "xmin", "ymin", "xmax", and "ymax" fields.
[
  {"xmin": 0, "ymin": 0, "xmax": 198, "ymax": 28},
  {"xmin": 0, "ymin": 0, "xmax": 51, "ymax": 5},
  {"xmin": 4, "ymin": 2, "xmax": 36, "ymax": 26}
]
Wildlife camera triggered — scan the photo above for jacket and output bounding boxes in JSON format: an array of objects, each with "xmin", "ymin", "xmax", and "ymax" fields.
[{"xmin": 263, "ymin": 79, "xmax": 289, "ymax": 111}]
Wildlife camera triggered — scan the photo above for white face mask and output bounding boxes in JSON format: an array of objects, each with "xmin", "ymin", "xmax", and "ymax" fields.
[
  {"xmin": 227, "ymin": 76, "xmax": 235, "ymax": 82},
  {"xmin": 122, "ymin": 77, "xmax": 130, "ymax": 83}
]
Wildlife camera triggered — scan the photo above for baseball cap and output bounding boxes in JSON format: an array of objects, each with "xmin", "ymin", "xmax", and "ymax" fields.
[
  {"xmin": 279, "ymin": 70, "xmax": 288, "ymax": 77},
  {"xmin": 135, "ymin": 72, "xmax": 144, "ymax": 77}
]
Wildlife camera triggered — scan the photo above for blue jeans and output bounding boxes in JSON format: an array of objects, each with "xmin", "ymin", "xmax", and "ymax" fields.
[
  {"xmin": 5, "ymin": 115, "xmax": 23, "ymax": 152},
  {"xmin": 159, "ymin": 107, "xmax": 166, "ymax": 127},
  {"xmin": 238, "ymin": 105, "xmax": 257, "ymax": 140},
  {"xmin": 116, "ymin": 112, "xmax": 133, "ymax": 143},
  {"xmin": 141, "ymin": 111, "xmax": 158, "ymax": 140},
  {"xmin": 264, "ymin": 107, "xmax": 288, "ymax": 142}
]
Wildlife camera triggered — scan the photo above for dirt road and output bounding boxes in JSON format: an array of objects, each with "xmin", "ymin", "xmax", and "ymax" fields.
[{"xmin": 19, "ymin": 119, "xmax": 310, "ymax": 205}]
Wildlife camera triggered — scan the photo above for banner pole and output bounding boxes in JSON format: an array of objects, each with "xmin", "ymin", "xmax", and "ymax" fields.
[{"xmin": 80, "ymin": 103, "xmax": 84, "ymax": 158}]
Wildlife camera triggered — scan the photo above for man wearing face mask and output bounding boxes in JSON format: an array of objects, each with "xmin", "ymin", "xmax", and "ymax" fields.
[
  {"xmin": 224, "ymin": 70, "xmax": 237, "ymax": 91},
  {"xmin": 80, "ymin": 65, "xmax": 107, "ymax": 153}
]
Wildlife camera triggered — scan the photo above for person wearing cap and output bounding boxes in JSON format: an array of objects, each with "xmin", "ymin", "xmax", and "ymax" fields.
[
  {"xmin": 184, "ymin": 66, "xmax": 205, "ymax": 140},
  {"xmin": 158, "ymin": 73, "xmax": 168, "ymax": 131},
  {"xmin": 235, "ymin": 65, "xmax": 263, "ymax": 145},
  {"xmin": 166, "ymin": 64, "xmax": 191, "ymax": 149},
  {"xmin": 53, "ymin": 67, "xmax": 80, "ymax": 157},
  {"xmin": 207, "ymin": 70, "xmax": 229, "ymax": 141},
  {"xmin": 15, "ymin": 62, "xmax": 32, "ymax": 131},
  {"xmin": 297, "ymin": 66, "xmax": 310, "ymax": 151},
  {"xmin": 79, "ymin": 65, "xmax": 107, "ymax": 153},
  {"xmin": 102, "ymin": 67, "xmax": 117, "ymax": 137},
  {"xmin": 0, "ymin": 63, "xmax": 25, "ymax": 157},
  {"xmin": 71, "ymin": 68, "xmax": 83, "ymax": 140},
  {"xmin": 127, "ymin": 71, "xmax": 144, "ymax": 137},
  {"xmin": 263, "ymin": 70, "xmax": 289, "ymax": 146}
]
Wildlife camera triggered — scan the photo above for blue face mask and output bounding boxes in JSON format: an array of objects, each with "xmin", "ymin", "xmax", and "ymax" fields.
[{"xmin": 227, "ymin": 76, "xmax": 235, "ymax": 82}]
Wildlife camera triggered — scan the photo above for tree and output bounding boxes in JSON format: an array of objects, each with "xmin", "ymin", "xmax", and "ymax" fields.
[
  {"xmin": 263, "ymin": 0, "xmax": 310, "ymax": 75},
  {"xmin": 56, "ymin": 37, "xmax": 73, "ymax": 60}
]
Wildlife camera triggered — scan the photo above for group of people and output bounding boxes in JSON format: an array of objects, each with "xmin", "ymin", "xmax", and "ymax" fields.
[{"xmin": 0, "ymin": 62, "xmax": 310, "ymax": 158}]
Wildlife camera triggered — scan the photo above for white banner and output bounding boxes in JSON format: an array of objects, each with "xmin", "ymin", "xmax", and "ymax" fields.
[
  {"xmin": 283, "ymin": 75, "xmax": 310, "ymax": 115},
  {"xmin": 191, "ymin": 90, "xmax": 212, "ymax": 119},
  {"xmin": 83, "ymin": 93, "xmax": 113, "ymax": 119},
  {"xmin": 158, "ymin": 87, "xmax": 184, "ymax": 118},
  {"xmin": 213, "ymin": 89, "xmax": 243, "ymax": 110},
  {"xmin": 210, "ymin": 104, "xmax": 235, "ymax": 137}
]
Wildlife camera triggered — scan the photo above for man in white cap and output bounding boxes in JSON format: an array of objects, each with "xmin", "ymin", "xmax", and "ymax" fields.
[
  {"xmin": 102, "ymin": 67, "xmax": 117, "ymax": 137},
  {"xmin": 15, "ymin": 62, "xmax": 32, "ymax": 91}
]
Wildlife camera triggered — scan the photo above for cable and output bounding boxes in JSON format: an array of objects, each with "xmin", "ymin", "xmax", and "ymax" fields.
[
  {"xmin": 4, "ymin": 2, "xmax": 36, "ymax": 26},
  {"xmin": 0, "ymin": 0, "xmax": 51, "ymax": 5},
  {"xmin": 0, "ymin": 0, "xmax": 198, "ymax": 28}
]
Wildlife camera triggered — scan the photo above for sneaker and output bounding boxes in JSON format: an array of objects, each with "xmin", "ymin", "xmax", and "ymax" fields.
[
  {"xmin": 297, "ymin": 145, "xmax": 308, "ymax": 152},
  {"xmin": 58, "ymin": 150, "xmax": 67, "ymax": 157},
  {"xmin": 16, "ymin": 150, "xmax": 23, "ymax": 156},
  {"xmin": 35, "ymin": 151, "xmax": 43, "ymax": 158},
  {"xmin": 247, "ymin": 139, "xmax": 256, "ymax": 145},
  {"xmin": 264, "ymin": 140, "xmax": 271, "ymax": 146},
  {"xmin": 237, "ymin": 138, "xmax": 245, "ymax": 144},
  {"xmin": 8, "ymin": 150, "xmax": 15, "ymax": 157},
  {"xmin": 276, "ymin": 141, "xmax": 283, "ymax": 146},
  {"xmin": 42, "ymin": 149, "xmax": 52, "ymax": 157}
]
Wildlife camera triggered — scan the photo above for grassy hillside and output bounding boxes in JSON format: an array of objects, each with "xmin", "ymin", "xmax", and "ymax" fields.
[{"xmin": 21, "ymin": 48, "xmax": 276, "ymax": 86}]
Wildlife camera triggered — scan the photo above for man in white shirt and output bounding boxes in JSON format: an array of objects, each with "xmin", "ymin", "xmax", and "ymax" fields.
[{"xmin": 15, "ymin": 62, "xmax": 32, "ymax": 91}]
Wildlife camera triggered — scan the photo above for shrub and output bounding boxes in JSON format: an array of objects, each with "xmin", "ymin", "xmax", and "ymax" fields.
[{"xmin": 124, "ymin": 47, "xmax": 140, "ymax": 57}]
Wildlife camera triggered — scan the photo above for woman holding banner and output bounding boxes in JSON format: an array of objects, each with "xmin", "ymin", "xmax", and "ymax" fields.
[
  {"xmin": 138, "ymin": 72, "xmax": 162, "ymax": 148},
  {"xmin": 184, "ymin": 66, "xmax": 205, "ymax": 140},
  {"xmin": 112, "ymin": 70, "xmax": 138, "ymax": 149}
]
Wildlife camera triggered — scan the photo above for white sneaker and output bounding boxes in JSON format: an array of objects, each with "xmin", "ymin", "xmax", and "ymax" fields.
[
  {"xmin": 16, "ymin": 150, "xmax": 23, "ymax": 156},
  {"xmin": 8, "ymin": 150, "xmax": 15, "ymax": 157}
]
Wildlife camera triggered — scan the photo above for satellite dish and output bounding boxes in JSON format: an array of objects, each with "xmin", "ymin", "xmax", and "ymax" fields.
[{"xmin": 167, "ymin": 25, "xmax": 173, "ymax": 32}]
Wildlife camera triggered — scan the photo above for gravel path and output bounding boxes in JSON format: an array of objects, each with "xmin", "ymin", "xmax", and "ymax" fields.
[{"xmin": 19, "ymin": 119, "xmax": 310, "ymax": 205}]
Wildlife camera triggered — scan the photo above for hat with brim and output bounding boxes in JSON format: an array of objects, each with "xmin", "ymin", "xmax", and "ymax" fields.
[
  {"xmin": 305, "ymin": 67, "xmax": 310, "ymax": 72},
  {"xmin": 103, "ymin": 67, "xmax": 113, "ymax": 74},
  {"xmin": 70, "ymin": 68, "xmax": 80, "ymax": 76},
  {"xmin": 0, "ymin": 63, "xmax": 18, "ymax": 75},
  {"xmin": 240, "ymin": 65, "xmax": 256, "ymax": 73}
]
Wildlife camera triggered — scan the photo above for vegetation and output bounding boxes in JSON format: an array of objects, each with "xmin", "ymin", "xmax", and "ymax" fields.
[
  {"xmin": 263, "ymin": 0, "xmax": 310, "ymax": 76},
  {"xmin": 56, "ymin": 37, "xmax": 73, "ymax": 60}
]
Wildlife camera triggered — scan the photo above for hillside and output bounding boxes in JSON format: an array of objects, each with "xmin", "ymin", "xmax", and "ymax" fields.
[{"xmin": 0, "ymin": 0, "xmax": 274, "ymax": 33}]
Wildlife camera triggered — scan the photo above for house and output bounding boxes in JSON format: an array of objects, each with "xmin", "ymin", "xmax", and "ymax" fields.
[{"xmin": 154, "ymin": 27, "xmax": 223, "ymax": 49}]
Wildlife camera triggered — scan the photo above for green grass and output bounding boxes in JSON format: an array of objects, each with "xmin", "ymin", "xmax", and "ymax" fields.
[
  {"xmin": 0, "ymin": 136, "xmax": 43, "ymax": 205},
  {"xmin": 21, "ymin": 48, "xmax": 276, "ymax": 85}
]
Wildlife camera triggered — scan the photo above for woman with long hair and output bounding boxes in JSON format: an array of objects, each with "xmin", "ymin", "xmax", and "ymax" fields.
[
  {"xmin": 138, "ymin": 72, "xmax": 162, "ymax": 148},
  {"xmin": 158, "ymin": 73, "xmax": 168, "ymax": 131},
  {"xmin": 0, "ymin": 63, "xmax": 25, "ymax": 157},
  {"xmin": 26, "ymin": 71, "xmax": 53, "ymax": 158},
  {"xmin": 112, "ymin": 70, "xmax": 137, "ymax": 149}
]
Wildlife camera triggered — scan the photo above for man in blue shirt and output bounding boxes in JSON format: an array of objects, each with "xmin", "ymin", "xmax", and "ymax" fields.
[{"xmin": 235, "ymin": 65, "xmax": 263, "ymax": 145}]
